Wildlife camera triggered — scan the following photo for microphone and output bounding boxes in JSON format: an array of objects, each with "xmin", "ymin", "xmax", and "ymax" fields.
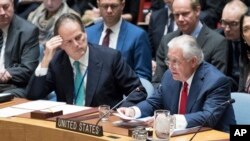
[
  {"xmin": 95, "ymin": 86, "xmax": 145, "ymax": 125},
  {"xmin": 189, "ymin": 99, "xmax": 235, "ymax": 141}
]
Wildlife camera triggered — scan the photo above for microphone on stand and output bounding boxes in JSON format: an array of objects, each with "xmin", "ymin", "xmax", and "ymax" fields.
[
  {"xmin": 189, "ymin": 99, "xmax": 235, "ymax": 141},
  {"xmin": 95, "ymin": 86, "xmax": 145, "ymax": 126}
]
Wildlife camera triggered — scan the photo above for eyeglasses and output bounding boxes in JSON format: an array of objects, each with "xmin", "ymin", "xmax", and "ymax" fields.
[
  {"xmin": 221, "ymin": 20, "xmax": 239, "ymax": 28},
  {"xmin": 99, "ymin": 4, "xmax": 120, "ymax": 10},
  {"xmin": 165, "ymin": 58, "xmax": 182, "ymax": 68}
]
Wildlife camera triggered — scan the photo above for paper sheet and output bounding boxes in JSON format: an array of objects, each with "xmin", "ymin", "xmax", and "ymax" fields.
[
  {"xmin": 0, "ymin": 107, "xmax": 33, "ymax": 118},
  {"xmin": 11, "ymin": 100, "xmax": 66, "ymax": 110}
]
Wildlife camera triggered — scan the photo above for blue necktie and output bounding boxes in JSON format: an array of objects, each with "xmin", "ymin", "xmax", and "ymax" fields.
[{"xmin": 73, "ymin": 61, "xmax": 85, "ymax": 106}]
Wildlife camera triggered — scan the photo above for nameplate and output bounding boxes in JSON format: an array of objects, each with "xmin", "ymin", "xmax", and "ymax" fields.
[{"xmin": 56, "ymin": 118, "xmax": 103, "ymax": 136}]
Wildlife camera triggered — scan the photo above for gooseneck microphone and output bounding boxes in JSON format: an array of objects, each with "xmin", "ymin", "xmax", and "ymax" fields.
[
  {"xmin": 95, "ymin": 86, "xmax": 145, "ymax": 125},
  {"xmin": 189, "ymin": 99, "xmax": 235, "ymax": 141}
]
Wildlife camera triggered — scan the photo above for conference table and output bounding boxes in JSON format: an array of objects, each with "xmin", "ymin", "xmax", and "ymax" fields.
[{"xmin": 0, "ymin": 98, "xmax": 230, "ymax": 141}]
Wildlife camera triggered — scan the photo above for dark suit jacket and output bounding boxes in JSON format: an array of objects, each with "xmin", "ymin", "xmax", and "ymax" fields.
[
  {"xmin": 137, "ymin": 62, "xmax": 235, "ymax": 132},
  {"xmin": 199, "ymin": 0, "xmax": 226, "ymax": 29},
  {"xmin": 153, "ymin": 25, "xmax": 228, "ymax": 83},
  {"xmin": 148, "ymin": 7, "xmax": 169, "ymax": 59},
  {"xmin": 2, "ymin": 15, "xmax": 39, "ymax": 97},
  {"xmin": 86, "ymin": 20, "xmax": 152, "ymax": 81},
  {"xmin": 26, "ymin": 43, "xmax": 147, "ymax": 107}
]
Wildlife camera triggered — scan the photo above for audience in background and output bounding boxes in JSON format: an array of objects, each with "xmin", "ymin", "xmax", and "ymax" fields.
[
  {"xmin": 148, "ymin": 0, "xmax": 226, "ymax": 29},
  {"xmin": 153, "ymin": 0, "xmax": 228, "ymax": 84},
  {"xmin": 119, "ymin": 35, "xmax": 235, "ymax": 132},
  {"xmin": 86, "ymin": 0, "xmax": 152, "ymax": 81},
  {"xmin": 82, "ymin": 0, "xmax": 139, "ymax": 25},
  {"xmin": 239, "ymin": 8, "xmax": 250, "ymax": 93},
  {"xmin": 28, "ymin": 0, "xmax": 79, "ymax": 48},
  {"xmin": 220, "ymin": 0, "xmax": 248, "ymax": 91},
  {"xmin": 0, "ymin": 0, "xmax": 39, "ymax": 97},
  {"xmin": 26, "ymin": 13, "xmax": 147, "ymax": 107},
  {"xmin": 148, "ymin": 0, "xmax": 175, "ymax": 75}
]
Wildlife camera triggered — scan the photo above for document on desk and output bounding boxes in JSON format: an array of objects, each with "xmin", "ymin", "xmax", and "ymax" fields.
[
  {"xmin": 0, "ymin": 107, "xmax": 33, "ymax": 118},
  {"xmin": 40, "ymin": 104, "xmax": 91, "ymax": 115},
  {"xmin": 11, "ymin": 100, "xmax": 66, "ymax": 110},
  {"xmin": 112, "ymin": 111, "xmax": 153, "ymax": 127},
  {"xmin": 0, "ymin": 100, "xmax": 66, "ymax": 117}
]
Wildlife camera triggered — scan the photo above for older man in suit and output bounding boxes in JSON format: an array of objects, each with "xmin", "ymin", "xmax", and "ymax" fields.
[
  {"xmin": 86, "ymin": 0, "xmax": 152, "ymax": 81},
  {"xmin": 0, "ymin": 0, "xmax": 39, "ymax": 97},
  {"xmin": 26, "ymin": 13, "xmax": 147, "ymax": 107},
  {"xmin": 119, "ymin": 35, "xmax": 235, "ymax": 132},
  {"xmin": 153, "ymin": 0, "xmax": 228, "ymax": 84}
]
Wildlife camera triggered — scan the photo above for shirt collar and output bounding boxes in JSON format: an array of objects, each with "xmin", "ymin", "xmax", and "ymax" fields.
[
  {"xmin": 103, "ymin": 17, "xmax": 122, "ymax": 34},
  {"xmin": 69, "ymin": 46, "xmax": 89, "ymax": 68},
  {"xmin": 191, "ymin": 21, "xmax": 203, "ymax": 38}
]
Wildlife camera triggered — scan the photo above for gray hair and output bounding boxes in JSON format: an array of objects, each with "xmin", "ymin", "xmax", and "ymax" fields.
[{"xmin": 168, "ymin": 35, "xmax": 204, "ymax": 65}]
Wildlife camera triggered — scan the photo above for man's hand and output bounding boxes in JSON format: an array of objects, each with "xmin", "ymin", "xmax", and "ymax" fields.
[
  {"xmin": 41, "ymin": 35, "xmax": 63, "ymax": 68},
  {"xmin": 0, "ymin": 70, "xmax": 12, "ymax": 83},
  {"xmin": 117, "ymin": 107, "xmax": 135, "ymax": 117}
]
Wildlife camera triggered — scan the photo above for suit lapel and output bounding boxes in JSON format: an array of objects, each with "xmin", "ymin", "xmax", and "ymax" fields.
[
  {"xmin": 94, "ymin": 23, "xmax": 104, "ymax": 44},
  {"xmin": 85, "ymin": 45, "xmax": 103, "ymax": 106},
  {"xmin": 170, "ymin": 82, "xmax": 182, "ymax": 114},
  {"xmin": 196, "ymin": 25, "xmax": 209, "ymax": 49},
  {"xmin": 117, "ymin": 20, "xmax": 127, "ymax": 51},
  {"xmin": 58, "ymin": 52, "xmax": 75, "ymax": 104},
  {"xmin": 5, "ymin": 16, "xmax": 19, "ymax": 66},
  {"xmin": 186, "ymin": 63, "xmax": 205, "ymax": 113}
]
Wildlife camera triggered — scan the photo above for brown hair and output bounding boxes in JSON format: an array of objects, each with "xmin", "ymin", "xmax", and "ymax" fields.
[{"xmin": 54, "ymin": 13, "xmax": 84, "ymax": 35}]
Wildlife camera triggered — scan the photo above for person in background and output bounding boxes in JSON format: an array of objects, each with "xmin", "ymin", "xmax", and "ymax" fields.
[
  {"xmin": 86, "ymin": 0, "xmax": 152, "ymax": 81},
  {"xmin": 26, "ymin": 13, "xmax": 147, "ymax": 107},
  {"xmin": 220, "ymin": 0, "xmax": 248, "ymax": 91},
  {"xmin": 148, "ymin": 0, "xmax": 226, "ymax": 29},
  {"xmin": 148, "ymin": 0, "xmax": 175, "ymax": 75},
  {"xmin": 0, "ymin": 0, "xmax": 39, "ymax": 97},
  {"xmin": 81, "ymin": 0, "xmax": 139, "ymax": 25},
  {"xmin": 239, "ymin": 8, "xmax": 250, "ymax": 93},
  {"xmin": 153, "ymin": 0, "xmax": 228, "ymax": 85},
  {"xmin": 28, "ymin": 0, "xmax": 79, "ymax": 48},
  {"xmin": 119, "ymin": 35, "xmax": 235, "ymax": 133}
]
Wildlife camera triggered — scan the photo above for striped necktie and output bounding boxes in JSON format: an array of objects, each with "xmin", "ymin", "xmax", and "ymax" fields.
[
  {"xmin": 0, "ymin": 30, "xmax": 3, "ymax": 52},
  {"xmin": 73, "ymin": 61, "xmax": 85, "ymax": 106}
]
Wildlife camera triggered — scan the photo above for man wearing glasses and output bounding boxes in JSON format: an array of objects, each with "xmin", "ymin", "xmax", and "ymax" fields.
[
  {"xmin": 86, "ymin": 0, "xmax": 152, "ymax": 82},
  {"xmin": 153, "ymin": 0, "xmax": 228, "ymax": 85},
  {"xmin": 119, "ymin": 35, "xmax": 235, "ymax": 133},
  {"xmin": 221, "ymin": 0, "xmax": 248, "ymax": 91}
]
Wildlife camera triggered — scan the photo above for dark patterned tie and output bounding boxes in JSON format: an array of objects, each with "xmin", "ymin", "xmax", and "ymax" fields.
[
  {"xmin": 102, "ymin": 28, "xmax": 112, "ymax": 47},
  {"xmin": 168, "ymin": 13, "xmax": 174, "ymax": 33},
  {"xmin": 0, "ymin": 30, "xmax": 3, "ymax": 52}
]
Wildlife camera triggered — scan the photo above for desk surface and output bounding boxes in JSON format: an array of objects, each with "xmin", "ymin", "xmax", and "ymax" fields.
[{"xmin": 0, "ymin": 98, "xmax": 229, "ymax": 141}]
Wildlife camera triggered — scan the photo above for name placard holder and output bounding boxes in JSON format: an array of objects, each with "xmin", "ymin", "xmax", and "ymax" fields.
[{"xmin": 56, "ymin": 118, "xmax": 103, "ymax": 137}]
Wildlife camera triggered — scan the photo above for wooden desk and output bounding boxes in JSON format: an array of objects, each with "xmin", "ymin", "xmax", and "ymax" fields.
[{"xmin": 0, "ymin": 99, "xmax": 229, "ymax": 141}]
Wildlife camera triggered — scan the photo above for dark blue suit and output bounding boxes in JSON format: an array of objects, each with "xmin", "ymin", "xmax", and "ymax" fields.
[
  {"xmin": 26, "ymin": 43, "xmax": 147, "ymax": 107},
  {"xmin": 86, "ymin": 20, "xmax": 152, "ymax": 81},
  {"xmin": 137, "ymin": 62, "xmax": 235, "ymax": 132}
]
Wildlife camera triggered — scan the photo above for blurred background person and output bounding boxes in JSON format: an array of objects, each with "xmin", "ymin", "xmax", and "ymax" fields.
[
  {"xmin": 239, "ymin": 8, "xmax": 250, "ymax": 93},
  {"xmin": 86, "ymin": 0, "xmax": 152, "ymax": 81},
  {"xmin": 0, "ymin": 0, "xmax": 39, "ymax": 97},
  {"xmin": 81, "ymin": 0, "xmax": 140, "ymax": 26},
  {"xmin": 148, "ymin": 0, "xmax": 175, "ymax": 75},
  {"xmin": 28, "ymin": 0, "xmax": 79, "ymax": 50},
  {"xmin": 220, "ymin": 0, "xmax": 248, "ymax": 91}
]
